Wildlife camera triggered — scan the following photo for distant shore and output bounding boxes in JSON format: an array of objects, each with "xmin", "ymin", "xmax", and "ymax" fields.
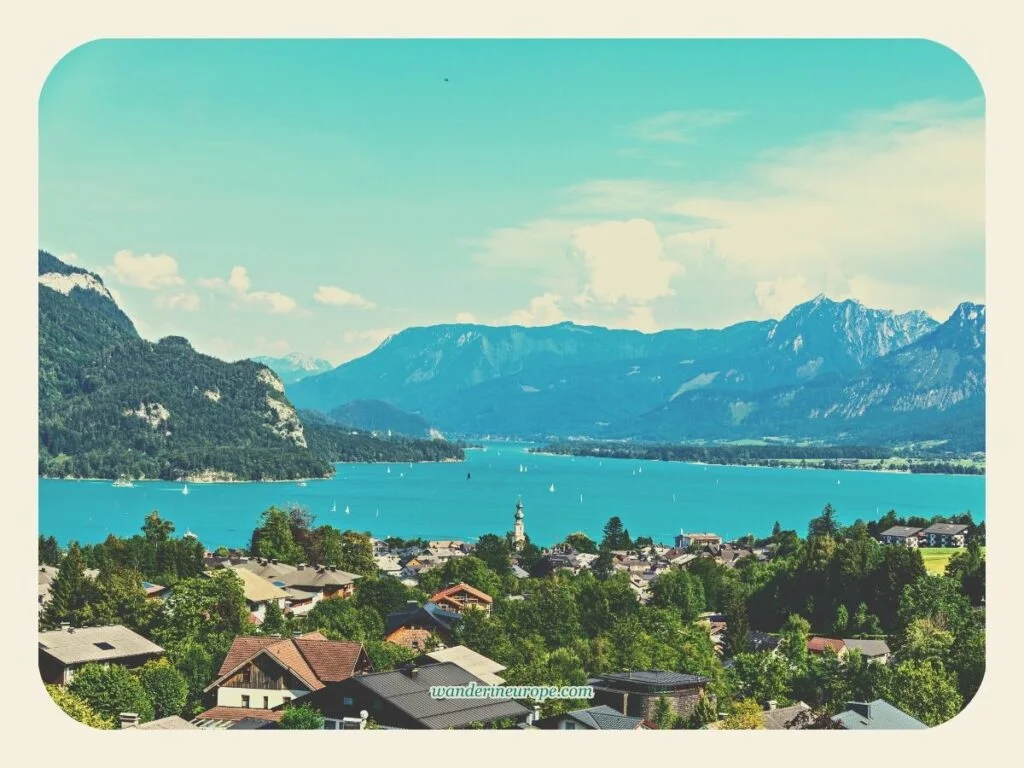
[{"xmin": 527, "ymin": 450, "xmax": 985, "ymax": 478}]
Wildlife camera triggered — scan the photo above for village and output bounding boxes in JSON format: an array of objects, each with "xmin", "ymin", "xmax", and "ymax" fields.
[{"xmin": 38, "ymin": 499, "xmax": 983, "ymax": 731}]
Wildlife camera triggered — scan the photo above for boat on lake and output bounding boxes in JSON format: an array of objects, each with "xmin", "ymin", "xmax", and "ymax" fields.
[{"xmin": 112, "ymin": 477, "xmax": 134, "ymax": 488}]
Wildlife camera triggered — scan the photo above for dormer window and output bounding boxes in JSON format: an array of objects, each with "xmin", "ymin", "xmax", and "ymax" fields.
[{"xmin": 93, "ymin": 642, "xmax": 115, "ymax": 650}]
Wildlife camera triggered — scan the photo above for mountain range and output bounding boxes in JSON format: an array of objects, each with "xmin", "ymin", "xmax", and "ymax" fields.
[
  {"xmin": 289, "ymin": 295, "xmax": 985, "ymax": 450},
  {"xmin": 37, "ymin": 251, "xmax": 462, "ymax": 480},
  {"xmin": 251, "ymin": 353, "xmax": 332, "ymax": 385}
]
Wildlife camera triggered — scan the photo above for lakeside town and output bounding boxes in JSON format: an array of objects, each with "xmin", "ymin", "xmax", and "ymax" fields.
[{"xmin": 38, "ymin": 497, "xmax": 984, "ymax": 730}]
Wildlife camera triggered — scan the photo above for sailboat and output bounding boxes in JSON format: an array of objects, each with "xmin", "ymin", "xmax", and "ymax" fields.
[
  {"xmin": 549, "ymin": 483, "xmax": 555, "ymax": 493},
  {"xmin": 112, "ymin": 476, "xmax": 134, "ymax": 488},
  {"xmin": 344, "ymin": 505, "xmax": 351, "ymax": 515},
  {"xmin": 387, "ymin": 466, "xmax": 391, "ymax": 474},
  {"xmin": 580, "ymin": 493, "xmax": 584, "ymax": 504},
  {"xmin": 330, "ymin": 501, "xmax": 337, "ymax": 513},
  {"xmin": 297, "ymin": 481, "xmax": 307, "ymax": 487},
  {"xmin": 181, "ymin": 484, "xmax": 190, "ymax": 496},
  {"xmin": 183, "ymin": 528, "xmax": 197, "ymax": 539}
]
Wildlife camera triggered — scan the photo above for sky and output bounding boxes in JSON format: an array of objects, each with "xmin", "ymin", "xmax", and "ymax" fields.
[{"xmin": 39, "ymin": 39, "xmax": 985, "ymax": 365}]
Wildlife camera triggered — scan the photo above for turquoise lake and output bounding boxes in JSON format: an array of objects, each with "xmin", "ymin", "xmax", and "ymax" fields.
[{"xmin": 38, "ymin": 444, "xmax": 986, "ymax": 549}]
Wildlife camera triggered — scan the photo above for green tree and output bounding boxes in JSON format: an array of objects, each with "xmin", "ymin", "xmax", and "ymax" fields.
[
  {"xmin": 728, "ymin": 652, "xmax": 792, "ymax": 706},
  {"xmin": 690, "ymin": 693, "xmax": 718, "ymax": 728},
  {"xmin": 41, "ymin": 542, "xmax": 93, "ymax": 629},
  {"xmin": 151, "ymin": 570, "xmax": 249, "ymax": 658},
  {"xmin": 722, "ymin": 585, "xmax": 751, "ymax": 657},
  {"xmin": 600, "ymin": 516, "xmax": 632, "ymax": 551},
  {"xmin": 76, "ymin": 568, "xmax": 157, "ymax": 635},
  {"xmin": 142, "ymin": 510, "xmax": 175, "ymax": 543},
  {"xmin": 945, "ymin": 538, "xmax": 985, "ymax": 606},
  {"xmin": 137, "ymin": 659, "xmax": 188, "ymax": 719},
  {"xmin": 652, "ymin": 696, "xmax": 677, "ymax": 730},
  {"xmin": 650, "ymin": 569, "xmax": 706, "ymax": 622},
  {"xmin": 166, "ymin": 640, "xmax": 217, "ymax": 717},
  {"xmin": 364, "ymin": 640, "xmax": 416, "ymax": 671},
  {"xmin": 473, "ymin": 534, "xmax": 513, "ymax": 575},
  {"xmin": 68, "ymin": 663, "xmax": 155, "ymax": 723},
  {"xmin": 261, "ymin": 599, "xmax": 288, "ymax": 636},
  {"xmin": 338, "ymin": 531, "xmax": 376, "ymax": 575},
  {"xmin": 250, "ymin": 506, "xmax": 305, "ymax": 563},
  {"xmin": 879, "ymin": 659, "xmax": 964, "ymax": 727},
  {"xmin": 39, "ymin": 535, "xmax": 61, "ymax": 566},
  {"xmin": 808, "ymin": 504, "xmax": 840, "ymax": 538},
  {"xmin": 721, "ymin": 698, "xmax": 764, "ymax": 730},
  {"xmin": 778, "ymin": 614, "xmax": 810, "ymax": 668},
  {"xmin": 279, "ymin": 703, "xmax": 326, "ymax": 729},
  {"xmin": 565, "ymin": 532, "xmax": 598, "ymax": 554},
  {"xmin": 305, "ymin": 597, "xmax": 383, "ymax": 641},
  {"xmin": 46, "ymin": 684, "xmax": 115, "ymax": 730},
  {"xmin": 832, "ymin": 604, "xmax": 849, "ymax": 637}
]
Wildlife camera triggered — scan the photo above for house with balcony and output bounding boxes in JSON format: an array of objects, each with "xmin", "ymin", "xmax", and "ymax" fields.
[
  {"xmin": 921, "ymin": 523, "xmax": 969, "ymax": 548},
  {"xmin": 879, "ymin": 526, "xmax": 923, "ymax": 547},
  {"xmin": 194, "ymin": 632, "xmax": 372, "ymax": 726},
  {"xmin": 427, "ymin": 582, "xmax": 493, "ymax": 615}
]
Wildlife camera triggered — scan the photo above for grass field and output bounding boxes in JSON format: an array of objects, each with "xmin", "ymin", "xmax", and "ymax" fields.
[{"xmin": 921, "ymin": 547, "xmax": 984, "ymax": 575}]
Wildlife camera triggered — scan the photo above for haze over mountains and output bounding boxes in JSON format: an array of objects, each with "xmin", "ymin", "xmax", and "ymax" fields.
[{"xmin": 288, "ymin": 295, "xmax": 985, "ymax": 450}]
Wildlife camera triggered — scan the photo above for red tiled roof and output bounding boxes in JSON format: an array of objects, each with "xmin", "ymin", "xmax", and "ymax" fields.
[
  {"xmin": 807, "ymin": 637, "xmax": 847, "ymax": 653},
  {"xmin": 429, "ymin": 582, "xmax": 493, "ymax": 605},
  {"xmin": 213, "ymin": 632, "xmax": 364, "ymax": 691},
  {"xmin": 194, "ymin": 706, "xmax": 284, "ymax": 723}
]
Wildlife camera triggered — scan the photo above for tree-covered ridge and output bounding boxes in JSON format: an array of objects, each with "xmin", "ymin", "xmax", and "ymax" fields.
[
  {"xmin": 38, "ymin": 251, "xmax": 465, "ymax": 479},
  {"xmin": 302, "ymin": 410, "xmax": 464, "ymax": 464}
]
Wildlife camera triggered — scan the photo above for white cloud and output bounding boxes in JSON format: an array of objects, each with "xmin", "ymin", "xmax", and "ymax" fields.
[
  {"xmin": 570, "ymin": 219, "xmax": 684, "ymax": 305},
  {"xmin": 754, "ymin": 276, "xmax": 816, "ymax": 316},
  {"xmin": 631, "ymin": 109, "xmax": 743, "ymax": 144},
  {"xmin": 663, "ymin": 99, "xmax": 983, "ymax": 301},
  {"xmin": 155, "ymin": 291, "xmax": 200, "ymax": 312},
  {"xmin": 61, "ymin": 252, "xmax": 80, "ymax": 263},
  {"xmin": 109, "ymin": 249, "xmax": 185, "ymax": 289},
  {"xmin": 507, "ymin": 293, "xmax": 566, "ymax": 327},
  {"xmin": 198, "ymin": 265, "xmax": 298, "ymax": 315},
  {"xmin": 455, "ymin": 312, "xmax": 478, "ymax": 323},
  {"xmin": 314, "ymin": 285, "xmax": 377, "ymax": 309}
]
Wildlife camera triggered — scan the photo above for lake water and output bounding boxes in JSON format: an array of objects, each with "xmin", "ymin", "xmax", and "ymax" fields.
[{"xmin": 38, "ymin": 444, "xmax": 986, "ymax": 549}]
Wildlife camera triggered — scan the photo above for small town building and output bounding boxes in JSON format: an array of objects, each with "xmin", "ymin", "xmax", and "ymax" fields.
[
  {"xmin": 762, "ymin": 700, "xmax": 811, "ymax": 729},
  {"xmin": 588, "ymin": 670, "xmax": 710, "ymax": 721},
  {"xmin": 299, "ymin": 662, "xmax": 533, "ymax": 729},
  {"xmin": 195, "ymin": 632, "xmax": 372, "ymax": 725},
  {"xmin": 39, "ymin": 624, "xmax": 164, "ymax": 685},
  {"xmin": 842, "ymin": 638, "xmax": 892, "ymax": 664},
  {"xmin": 675, "ymin": 532, "xmax": 723, "ymax": 550},
  {"xmin": 218, "ymin": 568, "xmax": 290, "ymax": 625},
  {"xmin": 921, "ymin": 523, "xmax": 969, "ymax": 548},
  {"xmin": 512, "ymin": 498, "xmax": 526, "ymax": 550},
  {"xmin": 831, "ymin": 699, "xmax": 927, "ymax": 730},
  {"xmin": 413, "ymin": 645, "xmax": 507, "ymax": 685},
  {"xmin": 533, "ymin": 704, "xmax": 652, "ymax": 730},
  {"xmin": 427, "ymin": 582, "xmax": 494, "ymax": 615},
  {"xmin": 385, "ymin": 601, "xmax": 463, "ymax": 650},
  {"xmin": 807, "ymin": 637, "xmax": 849, "ymax": 659},
  {"xmin": 879, "ymin": 526, "xmax": 923, "ymax": 547}
]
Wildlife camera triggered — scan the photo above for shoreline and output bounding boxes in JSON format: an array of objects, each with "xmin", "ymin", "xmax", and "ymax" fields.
[
  {"xmin": 38, "ymin": 456, "xmax": 467, "ymax": 485},
  {"xmin": 526, "ymin": 450, "xmax": 985, "ymax": 478}
]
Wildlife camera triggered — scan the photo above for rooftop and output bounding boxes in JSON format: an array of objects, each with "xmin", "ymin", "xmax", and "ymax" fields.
[
  {"xmin": 537, "ymin": 705, "xmax": 647, "ymax": 730},
  {"xmin": 220, "ymin": 568, "xmax": 291, "ymax": 603},
  {"xmin": 591, "ymin": 670, "xmax": 709, "ymax": 690},
  {"xmin": 209, "ymin": 632, "xmax": 369, "ymax": 692},
  {"xmin": 38, "ymin": 624, "xmax": 164, "ymax": 666},
  {"xmin": 832, "ymin": 699, "xmax": 928, "ymax": 730},
  {"xmin": 763, "ymin": 702, "xmax": 811, "ymax": 730},
  {"xmin": 842, "ymin": 638, "xmax": 891, "ymax": 657},
  {"xmin": 418, "ymin": 645, "xmax": 506, "ymax": 685},
  {"xmin": 880, "ymin": 526, "xmax": 923, "ymax": 537},
  {"xmin": 314, "ymin": 662, "xmax": 531, "ymax": 729},
  {"xmin": 922, "ymin": 523, "xmax": 969, "ymax": 535}
]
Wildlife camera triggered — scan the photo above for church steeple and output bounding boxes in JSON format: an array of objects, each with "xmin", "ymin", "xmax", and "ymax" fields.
[{"xmin": 512, "ymin": 497, "xmax": 525, "ymax": 549}]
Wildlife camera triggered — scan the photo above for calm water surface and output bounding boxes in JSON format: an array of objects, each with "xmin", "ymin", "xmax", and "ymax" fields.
[{"xmin": 38, "ymin": 443, "xmax": 986, "ymax": 549}]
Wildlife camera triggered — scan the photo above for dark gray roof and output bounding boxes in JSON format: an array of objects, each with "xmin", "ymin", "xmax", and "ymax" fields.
[
  {"xmin": 750, "ymin": 631, "xmax": 781, "ymax": 653},
  {"xmin": 560, "ymin": 705, "xmax": 645, "ymax": 730},
  {"xmin": 763, "ymin": 702, "xmax": 810, "ymax": 730},
  {"xmin": 591, "ymin": 670, "xmax": 709, "ymax": 690},
  {"xmin": 832, "ymin": 699, "xmax": 927, "ymax": 730},
  {"xmin": 880, "ymin": 526, "xmax": 923, "ymax": 537},
  {"xmin": 38, "ymin": 625, "xmax": 164, "ymax": 665},
  {"xmin": 385, "ymin": 602, "xmax": 462, "ymax": 635},
  {"xmin": 922, "ymin": 523, "xmax": 969, "ymax": 535},
  {"xmin": 352, "ymin": 662, "xmax": 531, "ymax": 729},
  {"xmin": 842, "ymin": 639, "xmax": 891, "ymax": 657}
]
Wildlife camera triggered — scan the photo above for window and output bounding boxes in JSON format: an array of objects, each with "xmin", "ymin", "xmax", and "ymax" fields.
[
  {"xmin": 263, "ymin": 696, "xmax": 269, "ymax": 709},
  {"xmin": 283, "ymin": 697, "xmax": 292, "ymax": 704},
  {"xmin": 240, "ymin": 695, "xmax": 250, "ymax": 707},
  {"xmin": 343, "ymin": 697, "xmax": 354, "ymax": 706},
  {"xmin": 564, "ymin": 721, "xmax": 576, "ymax": 730}
]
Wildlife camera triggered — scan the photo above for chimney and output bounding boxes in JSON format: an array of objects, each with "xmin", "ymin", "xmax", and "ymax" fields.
[
  {"xmin": 767, "ymin": 700, "xmax": 778, "ymax": 711},
  {"xmin": 119, "ymin": 713, "xmax": 140, "ymax": 729},
  {"xmin": 297, "ymin": 563, "xmax": 305, "ymax": 571},
  {"xmin": 406, "ymin": 600, "xmax": 419, "ymax": 608},
  {"xmin": 292, "ymin": 631, "xmax": 302, "ymax": 638},
  {"xmin": 528, "ymin": 704, "xmax": 541, "ymax": 725},
  {"xmin": 60, "ymin": 622, "xmax": 70, "ymax": 632}
]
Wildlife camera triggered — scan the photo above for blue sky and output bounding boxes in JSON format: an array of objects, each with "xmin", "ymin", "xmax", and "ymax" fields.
[{"xmin": 40, "ymin": 39, "xmax": 984, "ymax": 364}]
